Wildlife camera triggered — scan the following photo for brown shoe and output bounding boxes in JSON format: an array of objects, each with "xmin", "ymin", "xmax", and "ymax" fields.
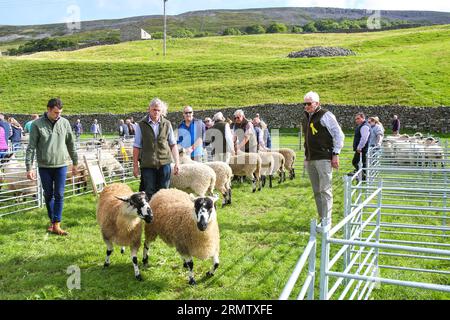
[
  {"xmin": 47, "ymin": 222, "xmax": 54, "ymax": 233},
  {"xmin": 52, "ymin": 222, "xmax": 69, "ymax": 236}
]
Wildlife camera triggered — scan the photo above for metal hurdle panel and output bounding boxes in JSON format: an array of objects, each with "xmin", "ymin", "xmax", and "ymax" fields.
[
  {"xmin": 280, "ymin": 140, "xmax": 450, "ymax": 300},
  {"xmin": 0, "ymin": 138, "xmax": 136, "ymax": 217}
]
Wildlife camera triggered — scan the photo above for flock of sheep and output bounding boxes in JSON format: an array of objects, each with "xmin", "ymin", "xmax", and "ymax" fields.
[
  {"xmin": 1, "ymin": 131, "xmax": 446, "ymax": 285},
  {"xmin": 95, "ymin": 145, "xmax": 297, "ymax": 284},
  {"xmin": 381, "ymin": 133, "xmax": 446, "ymax": 167}
]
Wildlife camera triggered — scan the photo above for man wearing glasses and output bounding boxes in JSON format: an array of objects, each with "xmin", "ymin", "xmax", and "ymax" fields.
[
  {"xmin": 231, "ymin": 109, "xmax": 257, "ymax": 154},
  {"xmin": 177, "ymin": 106, "xmax": 206, "ymax": 162},
  {"xmin": 302, "ymin": 91, "xmax": 344, "ymax": 231}
]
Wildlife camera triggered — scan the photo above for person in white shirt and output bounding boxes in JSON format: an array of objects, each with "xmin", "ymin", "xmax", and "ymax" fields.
[{"xmin": 302, "ymin": 91, "xmax": 345, "ymax": 231}]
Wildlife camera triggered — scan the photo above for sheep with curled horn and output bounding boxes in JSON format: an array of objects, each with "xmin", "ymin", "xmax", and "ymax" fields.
[{"xmin": 96, "ymin": 183, "xmax": 153, "ymax": 281}]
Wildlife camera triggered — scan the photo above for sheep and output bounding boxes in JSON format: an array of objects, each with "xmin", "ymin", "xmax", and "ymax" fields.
[
  {"xmin": 392, "ymin": 141, "xmax": 425, "ymax": 166},
  {"xmin": 274, "ymin": 148, "xmax": 296, "ymax": 180},
  {"xmin": 257, "ymin": 152, "xmax": 274, "ymax": 188},
  {"xmin": 170, "ymin": 163, "xmax": 216, "ymax": 196},
  {"xmin": 96, "ymin": 183, "xmax": 153, "ymax": 281},
  {"xmin": 143, "ymin": 188, "xmax": 220, "ymax": 285},
  {"xmin": 228, "ymin": 152, "xmax": 261, "ymax": 192},
  {"xmin": 0, "ymin": 154, "xmax": 38, "ymax": 201},
  {"xmin": 178, "ymin": 149, "xmax": 233, "ymax": 206},
  {"xmin": 423, "ymin": 138, "xmax": 445, "ymax": 168},
  {"xmin": 78, "ymin": 149, "xmax": 124, "ymax": 181},
  {"xmin": 66, "ymin": 163, "xmax": 88, "ymax": 193},
  {"xmin": 261, "ymin": 151, "xmax": 286, "ymax": 185},
  {"xmin": 204, "ymin": 161, "xmax": 233, "ymax": 207}
]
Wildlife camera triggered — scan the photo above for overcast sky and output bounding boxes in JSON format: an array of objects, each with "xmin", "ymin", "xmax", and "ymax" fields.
[{"xmin": 0, "ymin": 0, "xmax": 449, "ymax": 26}]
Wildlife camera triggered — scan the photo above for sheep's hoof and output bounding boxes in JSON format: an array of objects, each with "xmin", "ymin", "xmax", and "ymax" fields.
[
  {"xmin": 135, "ymin": 274, "xmax": 143, "ymax": 281},
  {"xmin": 103, "ymin": 262, "xmax": 110, "ymax": 268},
  {"xmin": 120, "ymin": 247, "xmax": 125, "ymax": 254},
  {"xmin": 183, "ymin": 261, "xmax": 189, "ymax": 269},
  {"xmin": 206, "ymin": 271, "xmax": 214, "ymax": 278},
  {"xmin": 189, "ymin": 278, "xmax": 197, "ymax": 285}
]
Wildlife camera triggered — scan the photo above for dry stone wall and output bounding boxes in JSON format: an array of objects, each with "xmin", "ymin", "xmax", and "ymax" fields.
[{"xmin": 7, "ymin": 104, "xmax": 450, "ymax": 134}]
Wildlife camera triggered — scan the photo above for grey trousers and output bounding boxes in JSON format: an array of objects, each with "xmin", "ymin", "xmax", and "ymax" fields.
[{"xmin": 305, "ymin": 160, "xmax": 333, "ymax": 220}]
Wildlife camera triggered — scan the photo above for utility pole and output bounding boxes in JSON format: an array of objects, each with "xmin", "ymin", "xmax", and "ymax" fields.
[{"xmin": 163, "ymin": 0, "xmax": 168, "ymax": 56}]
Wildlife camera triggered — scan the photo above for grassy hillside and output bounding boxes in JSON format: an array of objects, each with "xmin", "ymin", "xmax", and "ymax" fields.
[{"xmin": 0, "ymin": 25, "xmax": 449, "ymax": 114}]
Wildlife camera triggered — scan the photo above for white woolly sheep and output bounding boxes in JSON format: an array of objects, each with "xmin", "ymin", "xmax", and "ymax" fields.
[
  {"xmin": 97, "ymin": 183, "xmax": 153, "ymax": 281},
  {"xmin": 257, "ymin": 152, "xmax": 274, "ymax": 188},
  {"xmin": 274, "ymin": 148, "xmax": 296, "ymax": 180},
  {"xmin": 178, "ymin": 150, "xmax": 233, "ymax": 206},
  {"xmin": 261, "ymin": 151, "xmax": 286, "ymax": 185},
  {"xmin": 0, "ymin": 154, "xmax": 38, "ymax": 201},
  {"xmin": 144, "ymin": 188, "xmax": 220, "ymax": 285},
  {"xmin": 205, "ymin": 161, "xmax": 233, "ymax": 207},
  {"xmin": 170, "ymin": 163, "xmax": 216, "ymax": 196},
  {"xmin": 228, "ymin": 152, "xmax": 261, "ymax": 192},
  {"xmin": 423, "ymin": 138, "xmax": 445, "ymax": 168}
]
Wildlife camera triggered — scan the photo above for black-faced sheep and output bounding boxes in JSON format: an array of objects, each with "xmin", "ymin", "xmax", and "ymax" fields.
[
  {"xmin": 144, "ymin": 188, "xmax": 220, "ymax": 285},
  {"xmin": 97, "ymin": 183, "xmax": 153, "ymax": 281},
  {"xmin": 228, "ymin": 152, "xmax": 261, "ymax": 192}
]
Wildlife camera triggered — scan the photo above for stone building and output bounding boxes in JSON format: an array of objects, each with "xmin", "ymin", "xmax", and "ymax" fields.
[{"xmin": 120, "ymin": 25, "xmax": 152, "ymax": 42}]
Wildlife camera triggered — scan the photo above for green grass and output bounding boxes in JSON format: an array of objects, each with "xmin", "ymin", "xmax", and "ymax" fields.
[
  {"xmin": 0, "ymin": 135, "xmax": 448, "ymax": 300},
  {"xmin": 0, "ymin": 25, "xmax": 449, "ymax": 114}
]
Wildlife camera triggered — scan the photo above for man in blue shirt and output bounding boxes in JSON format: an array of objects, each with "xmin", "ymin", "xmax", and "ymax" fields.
[{"xmin": 177, "ymin": 106, "xmax": 206, "ymax": 162}]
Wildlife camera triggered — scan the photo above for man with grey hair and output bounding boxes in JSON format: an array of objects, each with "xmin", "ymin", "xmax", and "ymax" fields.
[
  {"xmin": 133, "ymin": 98, "xmax": 179, "ymax": 200},
  {"xmin": 302, "ymin": 91, "xmax": 344, "ymax": 231},
  {"xmin": 231, "ymin": 109, "xmax": 257, "ymax": 153},
  {"xmin": 205, "ymin": 112, "xmax": 234, "ymax": 163}
]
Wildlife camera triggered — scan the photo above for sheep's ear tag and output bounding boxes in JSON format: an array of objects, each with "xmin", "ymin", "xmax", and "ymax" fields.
[
  {"xmin": 115, "ymin": 196, "xmax": 130, "ymax": 203},
  {"xmin": 189, "ymin": 193, "xmax": 197, "ymax": 202}
]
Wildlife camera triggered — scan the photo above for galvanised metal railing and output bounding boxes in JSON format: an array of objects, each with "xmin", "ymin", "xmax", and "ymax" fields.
[
  {"xmin": 0, "ymin": 138, "xmax": 136, "ymax": 217},
  {"xmin": 280, "ymin": 140, "xmax": 450, "ymax": 300},
  {"xmin": 279, "ymin": 220, "xmax": 317, "ymax": 300}
]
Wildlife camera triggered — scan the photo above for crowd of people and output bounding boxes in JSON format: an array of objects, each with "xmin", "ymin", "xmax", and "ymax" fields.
[{"xmin": 1, "ymin": 94, "xmax": 402, "ymax": 234}]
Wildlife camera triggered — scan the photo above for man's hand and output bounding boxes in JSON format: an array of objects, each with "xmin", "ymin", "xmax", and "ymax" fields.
[
  {"xmin": 173, "ymin": 163, "xmax": 180, "ymax": 176},
  {"xmin": 357, "ymin": 149, "xmax": 362, "ymax": 153},
  {"xmin": 331, "ymin": 155, "xmax": 339, "ymax": 169},
  {"xmin": 133, "ymin": 164, "xmax": 140, "ymax": 178},
  {"xmin": 26, "ymin": 171, "xmax": 36, "ymax": 181},
  {"xmin": 72, "ymin": 164, "xmax": 78, "ymax": 177}
]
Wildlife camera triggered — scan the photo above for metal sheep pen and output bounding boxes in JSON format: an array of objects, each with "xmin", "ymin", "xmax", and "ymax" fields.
[
  {"xmin": 0, "ymin": 138, "xmax": 136, "ymax": 218},
  {"xmin": 280, "ymin": 142, "xmax": 450, "ymax": 300}
]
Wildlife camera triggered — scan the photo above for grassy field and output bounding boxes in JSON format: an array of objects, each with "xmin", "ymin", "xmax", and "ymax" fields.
[
  {"xmin": 0, "ymin": 25, "xmax": 449, "ymax": 114},
  {"xmin": 0, "ymin": 134, "xmax": 448, "ymax": 300}
]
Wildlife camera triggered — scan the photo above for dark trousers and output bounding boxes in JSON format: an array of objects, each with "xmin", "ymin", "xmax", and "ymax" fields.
[
  {"xmin": 352, "ymin": 151, "xmax": 367, "ymax": 180},
  {"xmin": 39, "ymin": 166, "xmax": 68, "ymax": 223},
  {"xmin": 140, "ymin": 165, "xmax": 172, "ymax": 200}
]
